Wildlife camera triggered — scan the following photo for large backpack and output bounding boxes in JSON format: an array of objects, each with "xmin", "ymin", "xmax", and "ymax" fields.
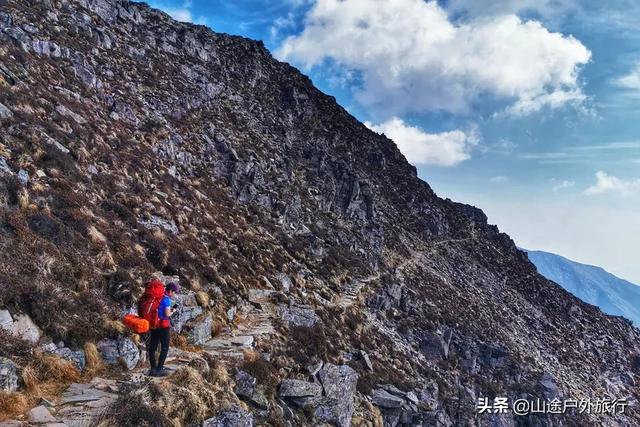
[{"xmin": 138, "ymin": 279, "xmax": 166, "ymax": 330}]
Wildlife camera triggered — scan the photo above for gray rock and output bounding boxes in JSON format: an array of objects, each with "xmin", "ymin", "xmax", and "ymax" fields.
[
  {"xmin": 0, "ymin": 310, "xmax": 12, "ymax": 329},
  {"xmin": 315, "ymin": 364, "xmax": 359, "ymax": 427},
  {"xmin": 138, "ymin": 214, "xmax": 178, "ymax": 234},
  {"xmin": 478, "ymin": 343, "xmax": 508, "ymax": 369},
  {"xmin": 74, "ymin": 63, "xmax": 100, "ymax": 88},
  {"xmin": 234, "ymin": 371, "xmax": 269, "ymax": 410},
  {"xmin": 227, "ymin": 306, "xmax": 237, "ymax": 322},
  {"xmin": 406, "ymin": 391, "xmax": 419, "ymax": 405},
  {"xmin": 371, "ymin": 388, "xmax": 405, "ymax": 408},
  {"xmin": 97, "ymin": 337, "xmax": 139, "ymax": 370},
  {"xmin": 0, "ymin": 157, "xmax": 10, "ymax": 176},
  {"xmin": 60, "ymin": 382, "xmax": 116, "ymax": 404},
  {"xmin": 17, "ymin": 169, "xmax": 29, "ymax": 185},
  {"xmin": 0, "ymin": 358, "xmax": 18, "ymax": 391},
  {"xmin": 621, "ymin": 370, "xmax": 635, "ymax": 387},
  {"xmin": 279, "ymin": 379, "xmax": 323, "ymax": 398},
  {"xmin": 280, "ymin": 304, "xmax": 318, "ymax": 327},
  {"xmin": 51, "ymin": 347, "xmax": 86, "ymax": 371},
  {"xmin": 42, "ymin": 133, "xmax": 70, "ymax": 154},
  {"xmin": 32, "ymin": 40, "xmax": 62, "ymax": 57},
  {"xmin": 276, "ymin": 273, "xmax": 292, "ymax": 292},
  {"xmin": 419, "ymin": 331, "xmax": 449, "ymax": 360},
  {"xmin": 234, "ymin": 369, "xmax": 257, "ymax": 398},
  {"xmin": 55, "ymin": 104, "xmax": 87, "ymax": 124},
  {"xmin": 203, "ymin": 407, "xmax": 253, "ymax": 427},
  {"xmin": 28, "ymin": 405, "xmax": 56, "ymax": 423},
  {"xmin": 0, "ymin": 102, "xmax": 13, "ymax": 119},
  {"xmin": 171, "ymin": 303, "xmax": 203, "ymax": 334},
  {"xmin": 185, "ymin": 314, "xmax": 212, "ymax": 345},
  {"xmin": 306, "ymin": 360, "xmax": 323, "ymax": 376},
  {"xmin": 417, "ymin": 381, "xmax": 439, "ymax": 410},
  {"xmin": 382, "ymin": 384, "xmax": 406, "ymax": 397},
  {"xmin": 5, "ymin": 314, "xmax": 42, "ymax": 344},
  {"xmin": 360, "ymin": 350, "xmax": 373, "ymax": 370},
  {"xmin": 539, "ymin": 372, "xmax": 560, "ymax": 399}
]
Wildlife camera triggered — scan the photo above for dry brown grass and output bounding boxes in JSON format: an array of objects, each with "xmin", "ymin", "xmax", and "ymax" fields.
[
  {"xmin": 26, "ymin": 352, "xmax": 80, "ymax": 394},
  {"xmin": 96, "ymin": 365, "xmax": 241, "ymax": 427},
  {"xmin": 242, "ymin": 349, "xmax": 260, "ymax": 363},
  {"xmin": 195, "ymin": 291, "xmax": 209, "ymax": 308},
  {"xmin": 17, "ymin": 188, "xmax": 29, "ymax": 210},
  {"xmin": 103, "ymin": 319, "xmax": 126, "ymax": 335},
  {"xmin": 0, "ymin": 352, "xmax": 81, "ymax": 420},
  {"xmin": 83, "ymin": 342, "xmax": 105, "ymax": 378},
  {"xmin": 0, "ymin": 391, "xmax": 29, "ymax": 421}
]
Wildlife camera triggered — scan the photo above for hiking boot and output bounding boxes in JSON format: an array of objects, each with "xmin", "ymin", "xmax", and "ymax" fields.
[
  {"xmin": 152, "ymin": 368, "xmax": 171, "ymax": 377},
  {"xmin": 148, "ymin": 368, "xmax": 157, "ymax": 376}
]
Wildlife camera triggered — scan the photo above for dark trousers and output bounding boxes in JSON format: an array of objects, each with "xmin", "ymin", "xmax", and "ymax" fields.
[{"xmin": 148, "ymin": 327, "xmax": 170, "ymax": 370}]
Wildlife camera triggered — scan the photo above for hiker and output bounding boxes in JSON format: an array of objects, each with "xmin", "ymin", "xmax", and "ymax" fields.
[{"xmin": 147, "ymin": 281, "xmax": 180, "ymax": 377}]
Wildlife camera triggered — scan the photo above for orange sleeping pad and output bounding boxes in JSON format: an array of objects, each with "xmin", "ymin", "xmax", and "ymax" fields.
[{"xmin": 123, "ymin": 314, "xmax": 150, "ymax": 334}]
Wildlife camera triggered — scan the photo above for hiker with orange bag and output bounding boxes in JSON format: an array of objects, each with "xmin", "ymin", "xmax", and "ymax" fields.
[{"xmin": 147, "ymin": 281, "xmax": 179, "ymax": 377}]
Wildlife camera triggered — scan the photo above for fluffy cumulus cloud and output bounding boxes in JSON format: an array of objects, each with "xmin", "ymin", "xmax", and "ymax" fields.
[
  {"xmin": 277, "ymin": 0, "xmax": 591, "ymax": 117},
  {"xmin": 584, "ymin": 171, "xmax": 640, "ymax": 196},
  {"xmin": 365, "ymin": 118, "xmax": 478, "ymax": 166}
]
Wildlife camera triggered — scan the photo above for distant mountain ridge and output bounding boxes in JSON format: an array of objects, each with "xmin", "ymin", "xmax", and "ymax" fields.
[{"xmin": 526, "ymin": 249, "xmax": 640, "ymax": 326}]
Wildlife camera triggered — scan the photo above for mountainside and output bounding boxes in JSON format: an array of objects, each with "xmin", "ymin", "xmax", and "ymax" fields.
[
  {"xmin": 0, "ymin": 0, "xmax": 638, "ymax": 426},
  {"xmin": 527, "ymin": 250, "xmax": 640, "ymax": 327}
]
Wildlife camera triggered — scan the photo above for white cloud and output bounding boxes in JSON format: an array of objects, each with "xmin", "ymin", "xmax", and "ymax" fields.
[
  {"xmin": 489, "ymin": 176, "xmax": 509, "ymax": 184},
  {"xmin": 584, "ymin": 171, "xmax": 640, "ymax": 196},
  {"xmin": 277, "ymin": 0, "xmax": 591, "ymax": 117},
  {"xmin": 551, "ymin": 180, "xmax": 575, "ymax": 191},
  {"xmin": 446, "ymin": 0, "xmax": 578, "ymax": 21},
  {"xmin": 365, "ymin": 117, "xmax": 477, "ymax": 167},
  {"xmin": 150, "ymin": 1, "xmax": 207, "ymax": 24},
  {"xmin": 613, "ymin": 63, "xmax": 640, "ymax": 91}
]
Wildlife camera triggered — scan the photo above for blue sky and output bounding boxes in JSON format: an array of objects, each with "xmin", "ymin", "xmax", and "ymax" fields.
[{"xmin": 149, "ymin": 0, "xmax": 640, "ymax": 283}]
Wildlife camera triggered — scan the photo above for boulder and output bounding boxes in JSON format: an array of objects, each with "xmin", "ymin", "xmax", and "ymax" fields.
[
  {"xmin": 275, "ymin": 273, "xmax": 292, "ymax": 292},
  {"xmin": 0, "ymin": 358, "xmax": 19, "ymax": 391},
  {"xmin": 53, "ymin": 348, "xmax": 87, "ymax": 372},
  {"xmin": 0, "ymin": 310, "xmax": 12, "ymax": 329},
  {"xmin": 184, "ymin": 314, "xmax": 212, "ymax": 345},
  {"xmin": 203, "ymin": 407, "xmax": 253, "ymax": 427},
  {"xmin": 478, "ymin": 343, "xmax": 508, "ymax": 369},
  {"xmin": 620, "ymin": 371, "xmax": 635, "ymax": 387},
  {"xmin": 314, "ymin": 364, "xmax": 359, "ymax": 427},
  {"xmin": 234, "ymin": 369, "xmax": 257, "ymax": 398},
  {"xmin": 234, "ymin": 369, "xmax": 268, "ymax": 409},
  {"xmin": 172, "ymin": 304, "xmax": 203, "ymax": 334},
  {"xmin": 0, "ymin": 102, "xmax": 12, "ymax": 119},
  {"xmin": 55, "ymin": 104, "xmax": 87, "ymax": 124},
  {"xmin": 280, "ymin": 304, "xmax": 318, "ymax": 328},
  {"xmin": 419, "ymin": 331, "xmax": 449, "ymax": 360},
  {"xmin": 371, "ymin": 388, "xmax": 405, "ymax": 408},
  {"xmin": 97, "ymin": 337, "xmax": 139, "ymax": 370},
  {"xmin": 0, "ymin": 312, "xmax": 42, "ymax": 344},
  {"xmin": 360, "ymin": 350, "xmax": 373, "ymax": 370},
  {"xmin": 539, "ymin": 372, "xmax": 560, "ymax": 399},
  {"xmin": 28, "ymin": 405, "xmax": 56, "ymax": 423},
  {"xmin": 278, "ymin": 379, "xmax": 322, "ymax": 398}
]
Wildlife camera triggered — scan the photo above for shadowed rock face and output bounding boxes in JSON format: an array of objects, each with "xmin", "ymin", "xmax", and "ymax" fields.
[{"xmin": 0, "ymin": 0, "xmax": 639, "ymax": 425}]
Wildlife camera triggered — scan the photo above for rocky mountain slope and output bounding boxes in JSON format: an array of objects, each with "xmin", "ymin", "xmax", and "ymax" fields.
[
  {"xmin": 527, "ymin": 250, "xmax": 640, "ymax": 327},
  {"xmin": 0, "ymin": 0, "xmax": 638, "ymax": 426}
]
